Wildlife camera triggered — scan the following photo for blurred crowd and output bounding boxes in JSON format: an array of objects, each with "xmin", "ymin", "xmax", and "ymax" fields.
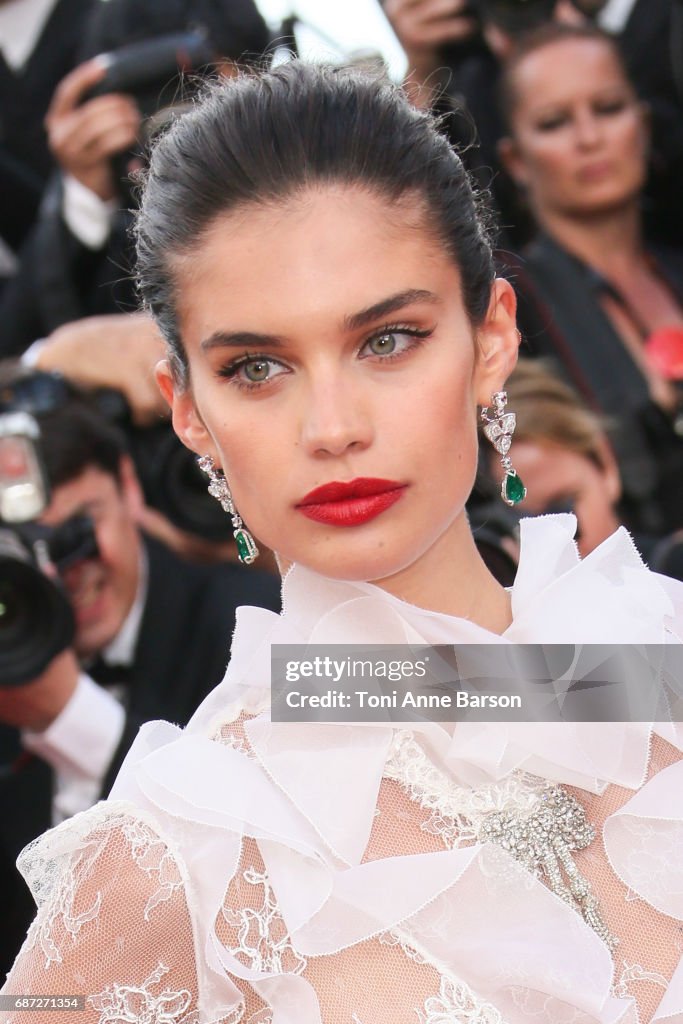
[{"xmin": 1, "ymin": 0, "xmax": 683, "ymax": 977}]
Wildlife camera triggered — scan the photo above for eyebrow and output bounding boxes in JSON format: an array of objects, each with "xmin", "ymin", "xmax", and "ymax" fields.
[
  {"xmin": 201, "ymin": 330, "xmax": 284, "ymax": 352},
  {"xmin": 343, "ymin": 289, "xmax": 439, "ymax": 332},
  {"xmin": 199, "ymin": 288, "xmax": 440, "ymax": 352}
]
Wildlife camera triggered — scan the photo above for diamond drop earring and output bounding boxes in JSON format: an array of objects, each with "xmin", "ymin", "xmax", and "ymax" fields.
[
  {"xmin": 480, "ymin": 391, "xmax": 527, "ymax": 506},
  {"xmin": 197, "ymin": 455, "xmax": 259, "ymax": 564}
]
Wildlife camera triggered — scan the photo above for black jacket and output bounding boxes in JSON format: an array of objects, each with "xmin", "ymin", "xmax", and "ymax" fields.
[
  {"xmin": 0, "ymin": 0, "xmax": 94, "ymax": 252},
  {"xmin": 504, "ymin": 234, "xmax": 683, "ymax": 536}
]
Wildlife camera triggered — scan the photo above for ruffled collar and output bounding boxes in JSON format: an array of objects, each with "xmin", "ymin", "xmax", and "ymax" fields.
[{"xmin": 187, "ymin": 514, "xmax": 683, "ymax": 847}]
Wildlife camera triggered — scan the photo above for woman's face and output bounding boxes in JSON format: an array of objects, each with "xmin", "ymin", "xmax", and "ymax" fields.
[
  {"xmin": 503, "ymin": 38, "xmax": 648, "ymax": 219},
  {"xmin": 161, "ymin": 186, "xmax": 517, "ymax": 585}
]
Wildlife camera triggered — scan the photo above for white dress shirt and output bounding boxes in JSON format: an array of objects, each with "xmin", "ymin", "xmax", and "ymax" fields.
[
  {"xmin": 62, "ymin": 174, "xmax": 118, "ymax": 250},
  {"xmin": 0, "ymin": 0, "xmax": 58, "ymax": 70},
  {"xmin": 22, "ymin": 548, "xmax": 148, "ymax": 824},
  {"xmin": 597, "ymin": 0, "xmax": 639, "ymax": 33}
]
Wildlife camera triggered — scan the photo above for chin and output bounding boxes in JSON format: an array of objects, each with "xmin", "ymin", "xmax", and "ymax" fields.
[
  {"xmin": 74, "ymin": 618, "xmax": 122, "ymax": 660},
  {"xmin": 288, "ymin": 539, "xmax": 431, "ymax": 586}
]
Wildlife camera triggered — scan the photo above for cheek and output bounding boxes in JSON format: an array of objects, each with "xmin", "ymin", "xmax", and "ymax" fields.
[
  {"xmin": 618, "ymin": 120, "xmax": 648, "ymax": 171},
  {"xmin": 426, "ymin": 365, "xmax": 479, "ymax": 472},
  {"xmin": 518, "ymin": 129, "xmax": 571, "ymax": 177}
]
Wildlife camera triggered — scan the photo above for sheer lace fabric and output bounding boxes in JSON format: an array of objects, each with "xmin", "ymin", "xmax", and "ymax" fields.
[{"xmin": 4, "ymin": 515, "xmax": 683, "ymax": 1024}]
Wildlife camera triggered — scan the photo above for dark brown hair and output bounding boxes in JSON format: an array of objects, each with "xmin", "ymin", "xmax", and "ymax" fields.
[{"xmin": 135, "ymin": 61, "xmax": 497, "ymax": 386}]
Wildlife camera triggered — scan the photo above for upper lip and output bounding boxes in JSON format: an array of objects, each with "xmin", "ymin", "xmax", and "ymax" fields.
[
  {"xmin": 577, "ymin": 160, "xmax": 613, "ymax": 178},
  {"xmin": 296, "ymin": 477, "xmax": 405, "ymax": 505}
]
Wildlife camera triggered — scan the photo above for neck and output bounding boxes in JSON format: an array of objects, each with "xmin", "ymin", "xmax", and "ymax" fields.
[
  {"xmin": 537, "ymin": 200, "xmax": 643, "ymax": 278},
  {"xmin": 370, "ymin": 511, "xmax": 513, "ymax": 634}
]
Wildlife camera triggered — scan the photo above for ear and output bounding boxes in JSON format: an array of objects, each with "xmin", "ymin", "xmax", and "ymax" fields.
[
  {"xmin": 473, "ymin": 278, "xmax": 520, "ymax": 406},
  {"xmin": 497, "ymin": 136, "xmax": 530, "ymax": 190},
  {"xmin": 155, "ymin": 358, "xmax": 216, "ymax": 460}
]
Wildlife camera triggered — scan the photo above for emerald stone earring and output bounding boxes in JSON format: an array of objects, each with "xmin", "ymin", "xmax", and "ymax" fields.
[
  {"xmin": 480, "ymin": 391, "xmax": 527, "ymax": 506},
  {"xmin": 197, "ymin": 455, "xmax": 259, "ymax": 564}
]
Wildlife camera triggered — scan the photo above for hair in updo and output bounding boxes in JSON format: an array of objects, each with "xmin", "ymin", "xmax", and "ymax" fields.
[{"xmin": 135, "ymin": 61, "xmax": 496, "ymax": 386}]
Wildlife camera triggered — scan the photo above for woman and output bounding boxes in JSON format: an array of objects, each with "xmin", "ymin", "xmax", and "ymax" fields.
[
  {"xmin": 498, "ymin": 24, "xmax": 683, "ymax": 538},
  {"xmin": 4, "ymin": 62, "xmax": 683, "ymax": 1024}
]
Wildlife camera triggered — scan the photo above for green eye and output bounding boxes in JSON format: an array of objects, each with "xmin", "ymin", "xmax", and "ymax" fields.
[
  {"xmin": 368, "ymin": 333, "xmax": 397, "ymax": 356},
  {"xmin": 244, "ymin": 359, "xmax": 271, "ymax": 382}
]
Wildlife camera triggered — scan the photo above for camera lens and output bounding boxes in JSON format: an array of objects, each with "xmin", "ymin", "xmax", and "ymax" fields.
[
  {"xmin": 0, "ymin": 531, "xmax": 74, "ymax": 687},
  {"xmin": 0, "ymin": 578, "xmax": 22, "ymax": 633},
  {"xmin": 133, "ymin": 426, "xmax": 232, "ymax": 541}
]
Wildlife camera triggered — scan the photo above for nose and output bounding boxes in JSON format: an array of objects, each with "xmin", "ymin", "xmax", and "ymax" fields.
[
  {"xmin": 300, "ymin": 371, "xmax": 373, "ymax": 458},
  {"xmin": 573, "ymin": 108, "xmax": 603, "ymax": 149}
]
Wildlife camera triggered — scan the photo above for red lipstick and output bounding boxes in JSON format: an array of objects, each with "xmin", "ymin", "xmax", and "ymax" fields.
[{"xmin": 296, "ymin": 478, "xmax": 406, "ymax": 526}]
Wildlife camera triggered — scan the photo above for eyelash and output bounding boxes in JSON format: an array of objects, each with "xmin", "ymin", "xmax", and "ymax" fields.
[{"xmin": 216, "ymin": 324, "xmax": 434, "ymax": 391}]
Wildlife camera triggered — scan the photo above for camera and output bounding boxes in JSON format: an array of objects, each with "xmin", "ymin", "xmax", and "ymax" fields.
[
  {"xmin": 83, "ymin": 29, "xmax": 215, "ymax": 117},
  {"xmin": 81, "ymin": 29, "xmax": 215, "ymax": 200},
  {"xmin": 94, "ymin": 388, "xmax": 232, "ymax": 542},
  {"xmin": 0, "ymin": 412, "xmax": 97, "ymax": 688},
  {"xmin": 472, "ymin": 0, "xmax": 559, "ymax": 35}
]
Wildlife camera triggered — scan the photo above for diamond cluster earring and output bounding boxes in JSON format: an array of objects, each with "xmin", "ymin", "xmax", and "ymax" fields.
[
  {"xmin": 481, "ymin": 391, "xmax": 527, "ymax": 506},
  {"xmin": 197, "ymin": 455, "xmax": 259, "ymax": 564}
]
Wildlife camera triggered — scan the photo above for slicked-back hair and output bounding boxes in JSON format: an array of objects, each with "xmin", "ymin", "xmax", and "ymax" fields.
[{"xmin": 135, "ymin": 61, "xmax": 497, "ymax": 386}]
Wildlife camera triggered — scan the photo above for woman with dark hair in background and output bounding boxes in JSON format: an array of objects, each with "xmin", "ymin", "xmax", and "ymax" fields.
[
  {"xmin": 499, "ymin": 23, "xmax": 683, "ymax": 538},
  {"xmin": 3, "ymin": 62, "xmax": 683, "ymax": 1024}
]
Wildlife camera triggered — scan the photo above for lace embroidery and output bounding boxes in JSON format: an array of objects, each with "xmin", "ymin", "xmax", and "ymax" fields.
[
  {"xmin": 417, "ymin": 974, "xmax": 504, "ymax": 1024},
  {"xmin": 614, "ymin": 961, "xmax": 669, "ymax": 999},
  {"xmin": 16, "ymin": 805, "xmax": 188, "ymax": 970},
  {"xmin": 384, "ymin": 732, "xmax": 617, "ymax": 952},
  {"xmin": 384, "ymin": 732, "xmax": 545, "ymax": 847},
  {"xmin": 379, "ymin": 931, "xmax": 504, "ymax": 1024},
  {"xmin": 121, "ymin": 821, "xmax": 184, "ymax": 922},
  {"xmin": 19, "ymin": 823, "xmax": 106, "ymax": 968},
  {"xmin": 222, "ymin": 867, "xmax": 307, "ymax": 975},
  {"xmin": 88, "ymin": 962, "xmax": 195, "ymax": 1024}
]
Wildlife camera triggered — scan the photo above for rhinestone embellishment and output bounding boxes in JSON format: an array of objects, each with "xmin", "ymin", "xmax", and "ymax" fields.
[{"xmin": 479, "ymin": 785, "xmax": 618, "ymax": 951}]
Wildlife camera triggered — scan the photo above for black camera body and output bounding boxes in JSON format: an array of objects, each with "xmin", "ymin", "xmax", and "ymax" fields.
[
  {"xmin": 95, "ymin": 388, "xmax": 232, "ymax": 542},
  {"xmin": 472, "ymin": 0, "xmax": 559, "ymax": 35},
  {"xmin": 83, "ymin": 29, "xmax": 215, "ymax": 117},
  {"xmin": 81, "ymin": 29, "xmax": 215, "ymax": 201},
  {"xmin": 0, "ymin": 413, "xmax": 97, "ymax": 687}
]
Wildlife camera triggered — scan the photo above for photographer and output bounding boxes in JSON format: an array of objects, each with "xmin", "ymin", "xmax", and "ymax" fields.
[
  {"xmin": 0, "ymin": 367, "xmax": 280, "ymax": 976},
  {"xmin": 0, "ymin": 0, "xmax": 270, "ymax": 356}
]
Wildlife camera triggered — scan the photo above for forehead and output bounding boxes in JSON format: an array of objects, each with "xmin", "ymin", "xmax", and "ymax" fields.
[
  {"xmin": 510, "ymin": 38, "xmax": 627, "ymax": 111},
  {"xmin": 173, "ymin": 185, "xmax": 462, "ymax": 346}
]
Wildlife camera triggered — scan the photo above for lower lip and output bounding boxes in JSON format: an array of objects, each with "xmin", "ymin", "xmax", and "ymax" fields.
[{"xmin": 297, "ymin": 487, "xmax": 406, "ymax": 526}]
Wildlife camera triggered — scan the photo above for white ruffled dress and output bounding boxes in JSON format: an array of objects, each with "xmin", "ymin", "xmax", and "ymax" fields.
[{"xmin": 4, "ymin": 514, "xmax": 683, "ymax": 1024}]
